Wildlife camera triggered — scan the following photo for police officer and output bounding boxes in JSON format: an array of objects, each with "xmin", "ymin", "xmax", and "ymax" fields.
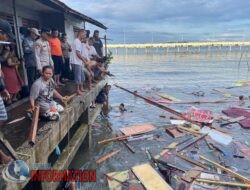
[{"xmin": 34, "ymin": 28, "xmax": 54, "ymax": 75}]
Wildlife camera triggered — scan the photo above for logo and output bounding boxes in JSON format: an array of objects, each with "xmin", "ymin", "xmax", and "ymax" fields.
[{"xmin": 2, "ymin": 160, "xmax": 30, "ymax": 183}]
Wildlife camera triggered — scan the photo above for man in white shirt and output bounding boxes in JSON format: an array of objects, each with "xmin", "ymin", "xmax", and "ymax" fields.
[{"xmin": 70, "ymin": 29, "xmax": 88, "ymax": 95}]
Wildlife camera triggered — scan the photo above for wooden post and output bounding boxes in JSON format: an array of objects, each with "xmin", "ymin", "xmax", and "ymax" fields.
[
  {"xmin": 104, "ymin": 35, "xmax": 107, "ymax": 57},
  {"xmin": 12, "ymin": 0, "xmax": 28, "ymax": 86},
  {"xmin": 28, "ymin": 106, "xmax": 40, "ymax": 146},
  {"xmin": 0, "ymin": 132, "xmax": 17, "ymax": 160}
]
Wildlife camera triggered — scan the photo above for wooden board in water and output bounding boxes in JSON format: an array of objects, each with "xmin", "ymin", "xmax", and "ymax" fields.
[
  {"xmin": 120, "ymin": 124, "xmax": 156, "ymax": 136},
  {"xmin": 158, "ymin": 93, "xmax": 181, "ymax": 102},
  {"xmin": 106, "ymin": 170, "xmax": 144, "ymax": 190},
  {"xmin": 132, "ymin": 163, "xmax": 172, "ymax": 190}
]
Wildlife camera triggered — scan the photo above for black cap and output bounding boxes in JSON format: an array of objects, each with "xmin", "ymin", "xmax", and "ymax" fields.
[
  {"xmin": 0, "ymin": 19, "xmax": 15, "ymax": 39},
  {"xmin": 41, "ymin": 28, "xmax": 51, "ymax": 34}
]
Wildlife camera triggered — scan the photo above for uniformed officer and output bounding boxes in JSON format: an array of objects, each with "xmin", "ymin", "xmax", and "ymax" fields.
[{"xmin": 34, "ymin": 28, "xmax": 54, "ymax": 74}]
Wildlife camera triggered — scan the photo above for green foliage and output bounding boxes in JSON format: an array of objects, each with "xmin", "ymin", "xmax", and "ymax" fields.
[{"xmin": 106, "ymin": 50, "xmax": 113, "ymax": 64}]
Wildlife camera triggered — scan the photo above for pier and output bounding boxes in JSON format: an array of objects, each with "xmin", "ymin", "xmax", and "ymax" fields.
[
  {"xmin": 0, "ymin": 80, "xmax": 107, "ymax": 190},
  {"xmin": 108, "ymin": 41, "xmax": 250, "ymax": 54}
]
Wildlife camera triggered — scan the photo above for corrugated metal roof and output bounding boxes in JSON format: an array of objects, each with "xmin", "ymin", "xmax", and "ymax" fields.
[{"xmin": 36, "ymin": 0, "xmax": 108, "ymax": 29}]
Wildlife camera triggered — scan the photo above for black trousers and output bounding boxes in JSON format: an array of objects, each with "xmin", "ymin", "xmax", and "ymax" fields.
[
  {"xmin": 26, "ymin": 66, "xmax": 37, "ymax": 90},
  {"xmin": 61, "ymin": 57, "xmax": 70, "ymax": 79}
]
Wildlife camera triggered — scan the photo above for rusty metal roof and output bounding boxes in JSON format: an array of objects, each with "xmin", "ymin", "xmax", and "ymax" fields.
[{"xmin": 36, "ymin": 0, "xmax": 108, "ymax": 29}]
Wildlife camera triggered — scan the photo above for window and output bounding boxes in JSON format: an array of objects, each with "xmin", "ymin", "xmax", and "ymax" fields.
[
  {"xmin": 22, "ymin": 18, "xmax": 39, "ymax": 28},
  {"xmin": 0, "ymin": 12, "xmax": 14, "ymax": 26}
]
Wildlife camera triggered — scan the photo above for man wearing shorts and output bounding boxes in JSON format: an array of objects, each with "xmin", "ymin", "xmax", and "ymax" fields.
[{"xmin": 70, "ymin": 29, "xmax": 88, "ymax": 95}]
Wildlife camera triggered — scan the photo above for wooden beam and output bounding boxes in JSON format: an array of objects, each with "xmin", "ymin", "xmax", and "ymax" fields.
[
  {"xmin": 200, "ymin": 155, "xmax": 250, "ymax": 183},
  {"xmin": 175, "ymin": 153, "xmax": 209, "ymax": 170},
  {"xmin": 196, "ymin": 178, "xmax": 250, "ymax": 188},
  {"xmin": 28, "ymin": 106, "xmax": 40, "ymax": 146},
  {"xmin": 96, "ymin": 149, "xmax": 121, "ymax": 164}
]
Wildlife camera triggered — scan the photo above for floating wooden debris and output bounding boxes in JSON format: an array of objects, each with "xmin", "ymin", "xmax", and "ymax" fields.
[
  {"xmin": 195, "ymin": 178, "xmax": 250, "ymax": 188},
  {"xmin": 181, "ymin": 166, "xmax": 203, "ymax": 183},
  {"xmin": 165, "ymin": 126, "xmax": 185, "ymax": 138},
  {"xmin": 114, "ymin": 84, "xmax": 202, "ymax": 127},
  {"xmin": 177, "ymin": 134, "xmax": 207, "ymax": 152},
  {"xmin": 222, "ymin": 107, "xmax": 250, "ymax": 128},
  {"xmin": 220, "ymin": 116, "xmax": 246, "ymax": 127},
  {"xmin": 105, "ymin": 170, "xmax": 144, "ymax": 190},
  {"xmin": 120, "ymin": 123, "xmax": 156, "ymax": 136},
  {"xmin": 175, "ymin": 153, "xmax": 209, "ymax": 170},
  {"xmin": 132, "ymin": 163, "xmax": 172, "ymax": 190},
  {"xmin": 98, "ymin": 135, "xmax": 130, "ymax": 145},
  {"xmin": 158, "ymin": 93, "xmax": 181, "ymax": 102},
  {"xmin": 96, "ymin": 149, "xmax": 121, "ymax": 164},
  {"xmin": 200, "ymin": 155, "xmax": 250, "ymax": 183},
  {"xmin": 154, "ymin": 142, "xmax": 177, "ymax": 159},
  {"xmin": 115, "ymin": 133, "xmax": 135, "ymax": 153}
]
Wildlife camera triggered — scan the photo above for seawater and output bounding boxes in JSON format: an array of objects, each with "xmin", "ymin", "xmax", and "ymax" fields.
[{"xmin": 69, "ymin": 50, "xmax": 250, "ymax": 189}]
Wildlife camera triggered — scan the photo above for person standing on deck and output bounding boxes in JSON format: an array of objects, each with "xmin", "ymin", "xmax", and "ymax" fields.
[
  {"xmin": 29, "ymin": 65, "xmax": 66, "ymax": 121},
  {"xmin": 61, "ymin": 33, "xmax": 72, "ymax": 81},
  {"xmin": 70, "ymin": 29, "xmax": 87, "ymax": 95},
  {"xmin": 48, "ymin": 28, "xmax": 64, "ymax": 86},
  {"xmin": 34, "ymin": 28, "xmax": 54, "ymax": 76},
  {"xmin": 0, "ymin": 19, "xmax": 13, "ymax": 163},
  {"xmin": 22, "ymin": 28, "xmax": 40, "ymax": 90},
  {"xmin": 93, "ymin": 30, "xmax": 103, "ymax": 57}
]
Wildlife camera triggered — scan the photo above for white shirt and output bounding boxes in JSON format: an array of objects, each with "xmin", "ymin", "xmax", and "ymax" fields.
[
  {"xmin": 88, "ymin": 46, "xmax": 98, "ymax": 59},
  {"xmin": 81, "ymin": 42, "xmax": 90, "ymax": 61},
  {"xmin": 70, "ymin": 38, "xmax": 82, "ymax": 65}
]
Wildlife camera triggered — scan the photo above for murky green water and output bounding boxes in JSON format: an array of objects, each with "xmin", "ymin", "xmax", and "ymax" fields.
[{"xmin": 69, "ymin": 50, "xmax": 250, "ymax": 189}]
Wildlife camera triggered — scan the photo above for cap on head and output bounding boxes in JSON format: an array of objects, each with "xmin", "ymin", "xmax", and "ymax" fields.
[
  {"xmin": 0, "ymin": 19, "xmax": 15, "ymax": 39},
  {"xmin": 30, "ymin": 28, "xmax": 40, "ymax": 36}
]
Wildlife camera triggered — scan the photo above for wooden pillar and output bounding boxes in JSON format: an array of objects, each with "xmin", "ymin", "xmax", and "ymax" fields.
[
  {"xmin": 12, "ymin": 0, "xmax": 28, "ymax": 86},
  {"xmin": 104, "ymin": 35, "xmax": 107, "ymax": 56}
]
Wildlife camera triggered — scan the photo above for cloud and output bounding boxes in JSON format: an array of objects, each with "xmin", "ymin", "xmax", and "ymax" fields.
[{"xmin": 60, "ymin": 0, "xmax": 250, "ymax": 43}]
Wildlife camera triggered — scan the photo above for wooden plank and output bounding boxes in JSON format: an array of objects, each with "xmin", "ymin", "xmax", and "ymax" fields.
[
  {"xmin": 177, "ymin": 134, "xmax": 207, "ymax": 152},
  {"xmin": 120, "ymin": 124, "xmax": 156, "ymax": 136},
  {"xmin": 196, "ymin": 178, "xmax": 250, "ymax": 188},
  {"xmin": 200, "ymin": 155, "xmax": 250, "ymax": 183},
  {"xmin": 175, "ymin": 153, "xmax": 209, "ymax": 170},
  {"xmin": 114, "ymin": 84, "xmax": 202, "ymax": 127},
  {"xmin": 98, "ymin": 135, "xmax": 130, "ymax": 145},
  {"xmin": 154, "ymin": 142, "xmax": 177, "ymax": 159},
  {"xmin": 0, "ymin": 132, "xmax": 17, "ymax": 160},
  {"xmin": 132, "ymin": 163, "xmax": 172, "ymax": 190},
  {"xmin": 220, "ymin": 116, "xmax": 246, "ymax": 127},
  {"xmin": 158, "ymin": 93, "xmax": 181, "ymax": 102},
  {"xmin": 96, "ymin": 149, "xmax": 121, "ymax": 164},
  {"xmin": 115, "ymin": 133, "xmax": 135, "ymax": 153},
  {"xmin": 106, "ymin": 170, "xmax": 144, "ymax": 190},
  {"xmin": 182, "ymin": 167, "xmax": 202, "ymax": 183},
  {"xmin": 28, "ymin": 106, "xmax": 40, "ymax": 146},
  {"xmin": 165, "ymin": 126, "xmax": 185, "ymax": 138}
]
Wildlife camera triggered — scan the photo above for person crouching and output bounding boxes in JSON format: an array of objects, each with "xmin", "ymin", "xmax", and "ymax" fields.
[{"xmin": 29, "ymin": 65, "xmax": 66, "ymax": 121}]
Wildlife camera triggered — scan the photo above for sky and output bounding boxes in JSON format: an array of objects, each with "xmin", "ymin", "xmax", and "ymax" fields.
[{"xmin": 61, "ymin": 0, "xmax": 250, "ymax": 43}]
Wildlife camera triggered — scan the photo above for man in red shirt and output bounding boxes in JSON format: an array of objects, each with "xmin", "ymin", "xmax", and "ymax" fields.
[{"xmin": 48, "ymin": 28, "xmax": 64, "ymax": 86}]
